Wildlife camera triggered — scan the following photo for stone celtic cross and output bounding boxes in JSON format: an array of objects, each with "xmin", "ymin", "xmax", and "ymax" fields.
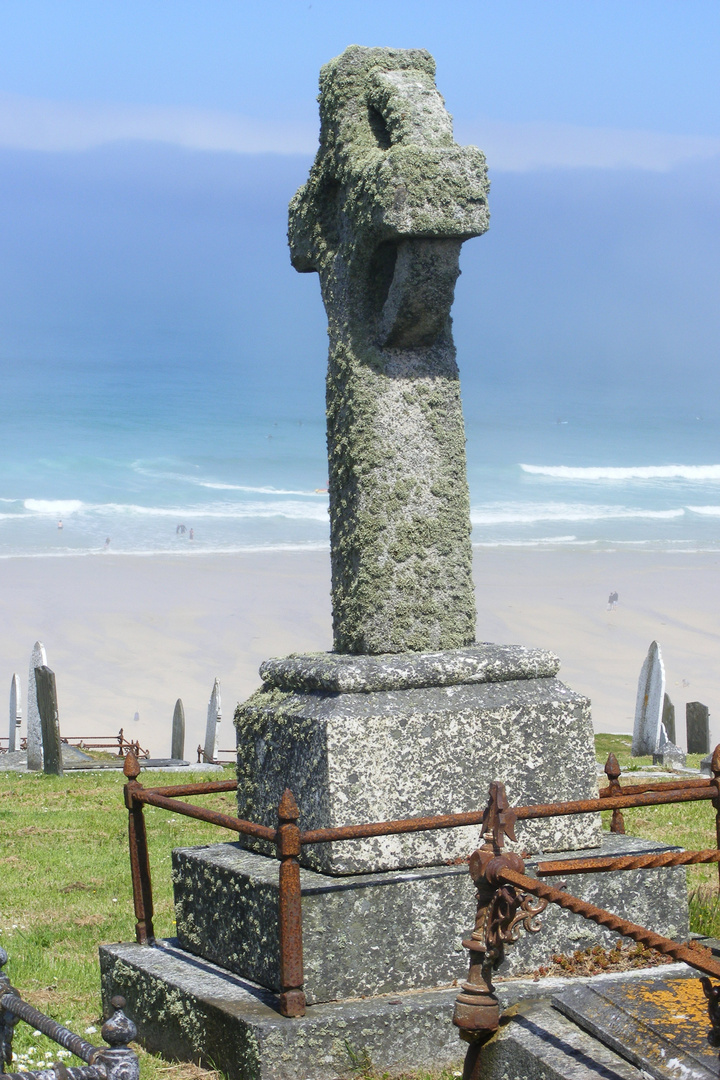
[{"xmin": 289, "ymin": 46, "xmax": 489, "ymax": 655}]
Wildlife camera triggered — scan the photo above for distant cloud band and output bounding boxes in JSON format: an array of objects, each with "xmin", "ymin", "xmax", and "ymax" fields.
[{"xmin": 0, "ymin": 90, "xmax": 718, "ymax": 172}]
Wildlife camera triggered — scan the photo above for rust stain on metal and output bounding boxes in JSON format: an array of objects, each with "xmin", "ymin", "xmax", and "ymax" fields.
[{"xmin": 276, "ymin": 788, "xmax": 306, "ymax": 1018}]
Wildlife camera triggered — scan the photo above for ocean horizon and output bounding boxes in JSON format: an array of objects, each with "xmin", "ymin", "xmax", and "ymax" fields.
[{"xmin": 3, "ymin": 365, "xmax": 720, "ymax": 558}]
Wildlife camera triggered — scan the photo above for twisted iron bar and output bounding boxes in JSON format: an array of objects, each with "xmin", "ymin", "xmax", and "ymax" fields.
[
  {"xmin": 498, "ymin": 866, "xmax": 720, "ymax": 981},
  {"xmin": 538, "ymin": 847, "xmax": 720, "ymax": 877},
  {"xmin": 0, "ymin": 995, "xmax": 99, "ymax": 1064}
]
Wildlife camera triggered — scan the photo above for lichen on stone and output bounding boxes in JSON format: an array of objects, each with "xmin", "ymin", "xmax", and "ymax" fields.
[{"xmin": 288, "ymin": 45, "xmax": 490, "ymax": 655}]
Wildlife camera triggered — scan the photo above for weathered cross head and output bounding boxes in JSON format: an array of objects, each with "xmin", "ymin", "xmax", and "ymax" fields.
[{"xmin": 289, "ymin": 46, "xmax": 489, "ymax": 351}]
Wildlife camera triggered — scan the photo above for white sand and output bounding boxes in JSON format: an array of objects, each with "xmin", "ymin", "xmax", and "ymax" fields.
[{"xmin": 0, "ymin": 547, "xmax": 718, "ymax": 755}]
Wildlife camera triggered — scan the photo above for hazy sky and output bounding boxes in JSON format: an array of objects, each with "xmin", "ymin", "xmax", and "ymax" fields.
[
  {"xmin": 1, "ymin": 1, "xmax": 719, "ymax": 163},
  {"xmin": 1, "ymin": 2, "xmax": 719, "ymax": 418}
]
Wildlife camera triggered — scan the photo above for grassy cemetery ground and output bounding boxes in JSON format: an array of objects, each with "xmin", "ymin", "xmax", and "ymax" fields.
[{"xmin": 1, "ymin": 744, "xmax": 719, "ymax": 1080}]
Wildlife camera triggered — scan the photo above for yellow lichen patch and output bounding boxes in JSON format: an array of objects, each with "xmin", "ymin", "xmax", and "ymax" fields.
[{"xmin": 630, "ymin": 978, "xmax": 709, "ymax": 1033}]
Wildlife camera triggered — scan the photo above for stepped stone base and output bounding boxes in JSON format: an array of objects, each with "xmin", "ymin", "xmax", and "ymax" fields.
[
  {"xmin": 99, "ymin": 943, "xmax": 701, "ymax": 1080},
  {"xmin": 236, "ymin": 651, "xmax": 601, "ymax": 874},
  {"xmin": 171, "ymin": 834, "xmax": 689, "ymax": 1004}
]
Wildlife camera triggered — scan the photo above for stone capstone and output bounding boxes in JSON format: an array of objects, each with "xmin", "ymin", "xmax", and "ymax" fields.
[
  {"xmin": 171, "ymin": 835, "xmax": 689, "ymax": 1004},
  {"xmin": 235, "ymin": 675, "xmax": 601, "ymax": 873},
  {"xmin": 259, "ymin": 642, "xmax": 560, "ymax": 694}
]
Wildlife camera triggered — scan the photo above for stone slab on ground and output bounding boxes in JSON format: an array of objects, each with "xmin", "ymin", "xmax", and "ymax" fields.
[
  {"xmin": 236, "ymin": 675, "xmax": 600, "ymax": 873},
  {"xmin": 476, "ymin": 998, "xmax": 645, "ymax": 1080},
  {"xmin": 172, "ymin": 834, "xmax": 689, "ymax": 1003},
  {"xmin": 553, "ymin": 972, "xmax": 720, "ymax": 1079},
  {"xmin": 99, "ymin": 940, "xmax": 465, "ymax": 1080}
]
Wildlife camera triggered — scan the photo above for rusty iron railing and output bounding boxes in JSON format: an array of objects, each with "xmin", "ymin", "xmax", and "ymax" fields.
[
  {"xmin": 121, "ymin": 746, "xmax": 720, "ymax": 1022},
  {"xmin": 0, "ymin": 948, "xmax": 138, "ymax": 1080},
  {"xmin": 62, "ymin": 729, "xmax": 149, "ymax": 759}
]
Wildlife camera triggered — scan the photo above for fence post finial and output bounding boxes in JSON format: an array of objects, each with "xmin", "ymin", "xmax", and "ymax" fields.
[
  {"xmin": 604, "ymin": 752, "xmax": 625, "ymax": 834},
  {"xmin": 123, "ymin": 751, "xmax": 141, "ymax": 780}
]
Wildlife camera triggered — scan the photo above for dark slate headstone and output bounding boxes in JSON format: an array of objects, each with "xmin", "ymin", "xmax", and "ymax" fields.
[
  {"xmin": 662, "ymin": 692, "xmax": 675, "ymax": 744},
  {"xmin": 687, "ymin": 701, "xmax": 710, "ymax": 755}
]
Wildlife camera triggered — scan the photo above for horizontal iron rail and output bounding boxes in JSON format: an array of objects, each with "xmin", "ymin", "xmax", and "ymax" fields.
[
  {"xmin": 130, "ymin": 788, "xmax": 276, "ymax": 842},
  {"xmin": 599, "ymin": 776, "xmax": 712, "ymax": 798},
  {"xmin": 142, "ymin": 779, "xmax": 238, "ymax": 798},
  {"xmin": 538, "ymin": 847, "xmax": 720, "ymax": 876},
  {"xmin": 498, "ymin": 866, "xmax": 720, "ymax": 981},
  {"xmin": 299, "ymin": 784, "xmax": 718, "ymax": 845},
  {"xmin": 0, "ymin": 993, "xmax": 99, "ymax": 1063}
]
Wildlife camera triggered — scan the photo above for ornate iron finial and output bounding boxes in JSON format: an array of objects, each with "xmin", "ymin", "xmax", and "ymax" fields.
[
  {"xmin": 604, "ymin": 752, "xmax": 621, "ymax": 782},
  {"xmin": 123, "ymin": 752, "xmax": 141, "ymax": 780},
  {"xmin": 101, "ymin": 997, "xmax": 137, "ymax": 1049},
  {"xmin": 480, "ymin": 781, "xmax": 517, "ymax": 852}
]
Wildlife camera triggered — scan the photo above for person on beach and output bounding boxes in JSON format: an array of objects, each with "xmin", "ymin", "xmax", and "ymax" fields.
[
  {"xmin": 104, "ymin": 537, "xmax": 111, "ymax": 549},
  {"xmin": 607, "ymin": 590, "xmax": 618, "ymax": 610},
  {"xmin": 176, "ymin": 524, "xmax": 186, "ymax": 534},
  {"xmin": 57, "ymin": 519, "xmax": 63, "ymax": 530},
  {"xmin": 189, "ymin": 528, "xmax": 194, "ymax": 541}
]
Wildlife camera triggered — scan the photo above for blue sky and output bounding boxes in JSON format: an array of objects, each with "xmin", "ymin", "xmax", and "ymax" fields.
[{"xmin": 0, "ymin": 1, "xmax": 719, "ymax": 419}]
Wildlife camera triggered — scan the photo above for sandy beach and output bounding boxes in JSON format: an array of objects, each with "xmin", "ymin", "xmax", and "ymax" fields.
[{"xmin": 0, "ymin": 547, "xmax": 718, "ymax": 756}]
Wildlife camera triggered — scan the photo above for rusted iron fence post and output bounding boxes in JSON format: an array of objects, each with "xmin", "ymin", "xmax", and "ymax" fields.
[
  {"xmin": 123, "ymin": 752, "xmax": 155, "ymax": 945},
  {"xmin": 604, "ymin": 752, "xmax": 625, "ymax": 834},
  {"xmin": 710, "ymin": 744, "xmax": 720, "ymax": 889},
  {"xmin": 276, "ymin": 788, "xmax": 305, "ymax": 1017}
]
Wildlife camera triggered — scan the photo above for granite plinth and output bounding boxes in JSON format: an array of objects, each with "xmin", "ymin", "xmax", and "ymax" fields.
[
  {"xmin": 171, "ymin": 835, "xmax": 689, "ymax": 1004},
  {"xmin": 235, "ymin": 674, "xmax": 600, "ymax": 873},
  {"xmin": 99, "ymin": 940, "xmax": 465, "ymax": 1080},
  {"xmin": 259, "ymin": 643, "xmax": 559, "ymax": 693}
]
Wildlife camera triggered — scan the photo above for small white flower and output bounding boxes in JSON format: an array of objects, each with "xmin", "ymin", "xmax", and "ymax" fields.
[
  {"xmin": 84, "ymin": 1026, "xmax": 97, "ymax": 1034},
  {"xmin": 112, "ymin": 898, "xmax": 118, "ymax": 903},
  {"xmin": 57, "ymin": 1050, "xmax": 71, "ymax": 1057},
  {"xmin": 33, "ymin": 1030, "xmax": 42, "ymax": 1036}
]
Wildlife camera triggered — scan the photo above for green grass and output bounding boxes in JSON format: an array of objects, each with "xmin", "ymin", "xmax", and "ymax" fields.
[
  {"xmin": 1, "ymin": 749, "xmax": 720, "ymax": 1079},
  {"xmin": 594, "ymin": 731, "xmax": 707, "ymax": 772}
]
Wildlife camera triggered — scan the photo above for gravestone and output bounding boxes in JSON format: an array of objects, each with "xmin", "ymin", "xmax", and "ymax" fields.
[
  {"xmin": 26, "ymin": 641, "xmax": 47, "ymax": 771},
  {"xmin": 35, "ymin": 666, "xmax": 62, "ymax": 777},
  {"xmin": 8, "ymin": 674, "xmax": 21, "ymax": 753},
  {"xmin": 632, "ymin": 641, "xmax": 665, "ymax": 756},
  {"xmin": 661, "ymin": 692, "xmax": 675, "ymax": 744},
  {"xmin": 171, "ymin": 699, "xmax": 185, "ymax": 760},
  {"xmin": 687, "ymin": 701, "xmax": 710, "ymax": 755},
  {"xmin": 203, "ymin": 679, "xmax": 220, "ymax": 764}
]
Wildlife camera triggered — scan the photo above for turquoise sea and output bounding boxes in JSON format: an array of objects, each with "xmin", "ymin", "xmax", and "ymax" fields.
[
  {"xmin": 0, "ymin": 145, "xmax": 719, "ymax": 557},
  {"xmin": 1, "ymin": 351, "xmax": 719, "ymax": 558}
]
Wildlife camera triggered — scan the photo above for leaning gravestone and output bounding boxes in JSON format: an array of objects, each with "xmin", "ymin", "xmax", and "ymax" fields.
[
  {"xmin": 26, "ymin": 642, "xmax": 47, "ymax": 771},
  {"xmin": 100, "ymin": 47, "xmax": 689, "ymax": 1080},
  {"xmin": 35, "ymin": 666, "xmax": 63, "ymax": 777},
  {"xmin": 8, "ymin": 674, "xmax": 21, "ymax": 753}
]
